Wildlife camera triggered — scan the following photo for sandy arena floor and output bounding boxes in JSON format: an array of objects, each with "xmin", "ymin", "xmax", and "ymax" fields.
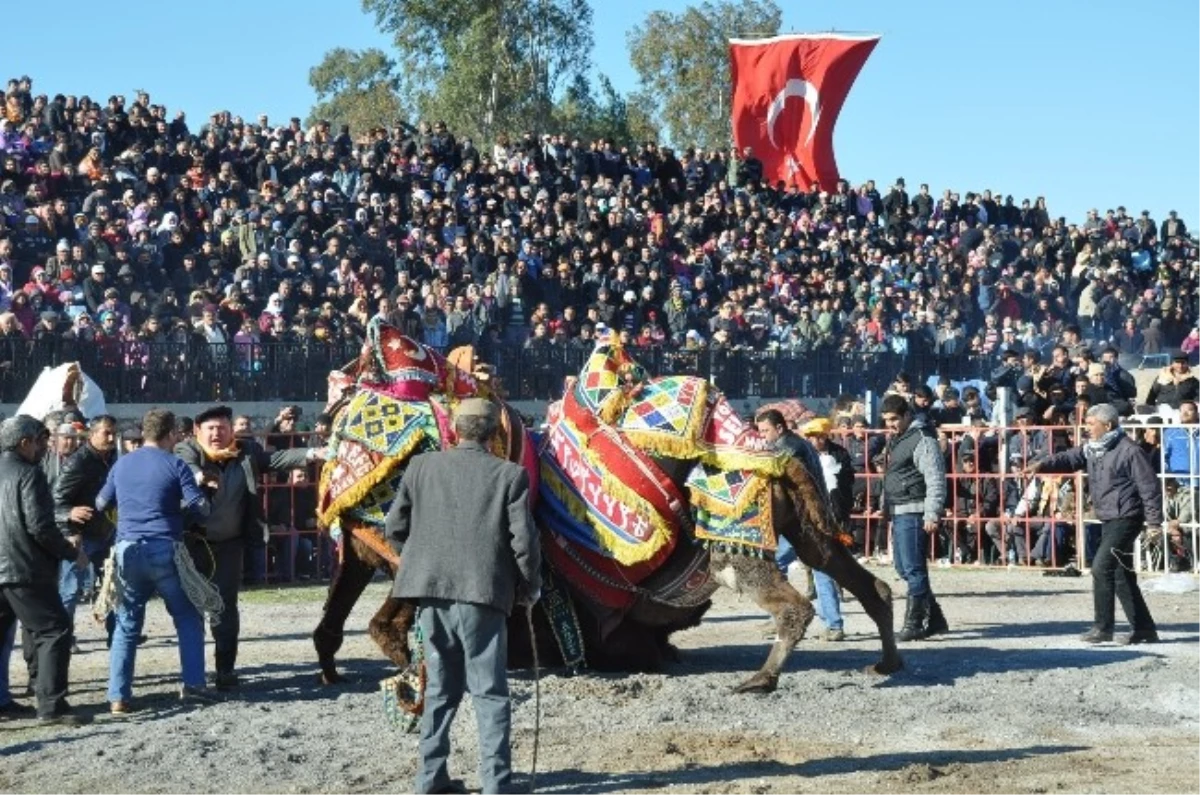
[{"xmin": 1, "ymin": 566, "xmax": 1197, "ymax": 794}]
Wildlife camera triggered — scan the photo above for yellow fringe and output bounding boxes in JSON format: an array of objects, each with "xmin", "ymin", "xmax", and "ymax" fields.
[
  {"xmin": 541, "ymin": 438, "xmax": 676, "ymax": 568},
  {"xmin": 594, "ymin": 469, "xmax": 676, "ymax": 566},
  {"xmin": 688, "ymin": 473, "xmax": 770, "ymax": 518},
  {"xmin": 596, "ymin": 388, "xmax": 633, "ymax": 427},
  {"xmin": 316, "ymin": 430, "xmax": 428, "ymax": 528}
]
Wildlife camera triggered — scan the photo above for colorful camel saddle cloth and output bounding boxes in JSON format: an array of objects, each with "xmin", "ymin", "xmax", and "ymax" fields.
[
  {"xmin": 539, "ymin": 388, "xmax": 688, "ymax": 570},
  {"xmin": 686, "ymin": 465, "xmax": 777, "ymax": 556},
  {"xmin": 560, "ymin": 336, "xmax": 840, "ymax": 556},
  {"xmin": 318, "ymin": 387, "xmax": 450, "ymax": 529}
]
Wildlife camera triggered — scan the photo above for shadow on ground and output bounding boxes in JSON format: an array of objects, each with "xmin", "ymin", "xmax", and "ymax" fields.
[{"xmin": 532, "ymin": 743, "xmax": 1088, "ymax": 793}]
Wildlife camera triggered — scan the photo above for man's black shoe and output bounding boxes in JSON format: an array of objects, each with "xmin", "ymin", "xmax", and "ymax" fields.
[
  {"xmin": 1118, "ymin": 629, "xmax": 1160, "ymax": 645},
  {"xmin": 38, "ymin": 712, "xmax": 92, "ymax": 727},
  {"xmin": 925, "ymin": 598, "xmax": 950, "ymax": 636},
  {"xmin": 1080, "ymin": 627, "xmax": 1113, "ymax": 643},
  {"xmin": 213, "ymin": 671, "xmax": 240, "ymax": 690},
  {"xmin": 0, "ymin": 700, "xmax": 37, "ymax": 718}
]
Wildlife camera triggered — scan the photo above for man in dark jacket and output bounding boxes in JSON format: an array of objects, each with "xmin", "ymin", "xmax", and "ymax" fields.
[
  {"xmin": 176, "ymin": 405, "xmax": 323, "ymax": 688},
  {"xmin": 1146, "ymin": 353, "xmax": 1199, "ymax": 410},
  {"xmin": 880, "ymin": 394, "xmax": 949, "ymax": 641},
  {"xmin": 949, "ymin": 453, "xmax": 1000, "ymax": 564},
  {"xmin": 0, "ymin": 415, "xmax": 89, "ymax": 725},
  {"xmin": 1029, "ymin": 403, "xmax": 1161, "ymax": 644},
  {"xmin": 385, "ymin": 398, "xmax": 541, "ymax": 795},
  {"xmin": 53, "ymin": 415, "xmax": 118, "ymax": 649}
]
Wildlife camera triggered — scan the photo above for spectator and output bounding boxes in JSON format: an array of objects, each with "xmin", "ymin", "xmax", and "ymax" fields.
[
  {"xmin": 1146, "ymin": 353, "xmax": 1199, "ymax": 410},
  {"xmin": 0, "ymin": 75, "xmax": 1195, "ymax": 409},
  {"xmin": 948, "ymin": 453, "xmax": 999, "ymax": 564}
]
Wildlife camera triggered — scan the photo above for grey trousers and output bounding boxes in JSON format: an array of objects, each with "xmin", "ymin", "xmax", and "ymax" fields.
[{"xmin": 416, "ymin": 599, "xmax": 512, "ymax": 795}]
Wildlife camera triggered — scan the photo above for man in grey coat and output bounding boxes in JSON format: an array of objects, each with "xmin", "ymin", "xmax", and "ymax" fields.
[
  {"xmin": 386, "ymin": 398, "xmax": 541, "ymax": 795},
  {"xmin": 1029, "ymin": 403, "xmax": 1161, "ymax": 644}
]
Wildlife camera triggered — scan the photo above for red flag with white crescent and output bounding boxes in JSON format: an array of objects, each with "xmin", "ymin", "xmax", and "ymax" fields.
[{"xmin": 729, "ymin": 34, "xmax": 879, "ymax": 192}]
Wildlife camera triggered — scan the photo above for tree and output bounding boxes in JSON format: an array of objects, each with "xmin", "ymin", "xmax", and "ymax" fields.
[
  {"xmin": 627, "ymin": 0, "xmax": 781, "ymax": 151},
  {"xmin": 355, "ymin": 0, "xmax": 594, "ymax": 144},
  {"xmin": 307, "ymin": 48, "xmax": 407, "ymax": 137},
  {"xmin": 551, "ymin": 74, "xmax": 660, "ymax": 146}
]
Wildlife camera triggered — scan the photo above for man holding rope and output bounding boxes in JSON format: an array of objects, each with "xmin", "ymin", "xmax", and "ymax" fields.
[
  {"xmin": 176, "ymin": 405, "xmax": 325, "ymax": 690},
  {"xmin": 386, "ymin": 398, "xmax": 541, "ymax": 795},
  {"xmin": 96, "ymin": 409, "xmax": 221, "ymax": 714}
]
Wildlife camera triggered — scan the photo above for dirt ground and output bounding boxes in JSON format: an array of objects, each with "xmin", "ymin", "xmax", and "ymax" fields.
[{"xmin": 1, "ymin": 565, "xmax": 1197, "ymax": 794}]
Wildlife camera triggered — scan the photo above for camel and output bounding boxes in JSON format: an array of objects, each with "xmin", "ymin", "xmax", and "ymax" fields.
[{"xmin": 313, "ymin": 330, "xmax": 902, "ymax": 693}]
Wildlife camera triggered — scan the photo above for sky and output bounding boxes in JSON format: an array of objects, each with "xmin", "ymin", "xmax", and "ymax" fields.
[{"xmin": 4, "ymin": 0, "xmax": 1197, "ymax": 225}]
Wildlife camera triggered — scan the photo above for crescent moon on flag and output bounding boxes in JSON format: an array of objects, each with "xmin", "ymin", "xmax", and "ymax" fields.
[{"xmin": 766, "ymin": 78, "xmax": 821, "ymax": 150}]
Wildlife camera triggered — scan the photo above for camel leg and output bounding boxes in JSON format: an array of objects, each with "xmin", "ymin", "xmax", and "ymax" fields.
[
  {"xmin": 313, "ymin": 536, "xmax": 378, "ymax": 685},
  {"xmin": 368, "ymin": 597, "xmax": 415, "ymax": 669},
  {"xmin": 798, "ymin": 541, "xmax": 902, "ymax": 676},
  {"xmin": 711, "ymin": 554, "xmax": 814, "ymax": 694}
]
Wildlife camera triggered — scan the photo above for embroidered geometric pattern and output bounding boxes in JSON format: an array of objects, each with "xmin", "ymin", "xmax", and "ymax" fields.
[{"xmin": 621, "ymin": 377, "xmax": 705, "ymax": 438}]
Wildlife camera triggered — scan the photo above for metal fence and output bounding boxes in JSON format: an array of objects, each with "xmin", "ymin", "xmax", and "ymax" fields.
[
  {"xmin": 239, "ymin": 419, "xmax": 1197, "ymax": 585},
  {"xmin": 1, "ymin": 336, "xmax": 1003, "ymax": 403}
]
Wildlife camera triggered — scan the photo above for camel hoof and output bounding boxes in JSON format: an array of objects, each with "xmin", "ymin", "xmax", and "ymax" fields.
[
  {"xmin": 732, "ymin": 673, "xmax": 778, "ymax": 694},
  {"xmin": 319, "ymin": 669, "xmax": 345, "ymax": 686},
  {"xmin": 866, "ymin": 657, "xmax": 903, "ymax": 677}
]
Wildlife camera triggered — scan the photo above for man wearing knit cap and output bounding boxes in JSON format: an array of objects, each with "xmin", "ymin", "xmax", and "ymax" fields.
[
  {"xmin": 176, "ymin": 405, "xmax": 326, "ymax": 689},
  {"xmin": 385, "ymin": 397, "xmax": 541, "ymax": 795}
]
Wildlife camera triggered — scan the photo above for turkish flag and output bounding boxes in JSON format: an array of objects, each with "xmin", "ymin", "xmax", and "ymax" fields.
[{"xmin": 730, "ymin": 34, "xmax": 879, "ymax": 192}]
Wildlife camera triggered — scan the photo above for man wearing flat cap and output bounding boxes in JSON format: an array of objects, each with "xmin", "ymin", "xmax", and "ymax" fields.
[
  {"xmin": 176, "ymin": 405, "xmax": 327, "ymax": 689},
  {"xmin": 385, "ymin": 397, "xmax": 541, "ymax": 795}
]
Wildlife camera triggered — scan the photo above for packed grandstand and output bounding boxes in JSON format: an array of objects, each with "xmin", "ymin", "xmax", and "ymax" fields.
[
  {"xmin": 1, "ymin": 74, "xmax": 1196, "ymax": 406},
  {"xmin": 2, "ymin": 73, "xmax": 1197, "ymax": 579}
]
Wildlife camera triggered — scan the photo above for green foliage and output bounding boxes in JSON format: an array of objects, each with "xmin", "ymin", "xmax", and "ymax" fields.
[
  {"xmin": 355, "ymin": 0, "xmax": 594, "ymax": 144},
  {"xmin": 307, "ymin": 47, "xmax": 406, "ymax": 136},
  {"xmin": 627, "ymin": 0, "xmax": 781, "ymax": 150},
  {"xmin": 550, "ymin": 74, "xmax": 660, "ymax": 146}
]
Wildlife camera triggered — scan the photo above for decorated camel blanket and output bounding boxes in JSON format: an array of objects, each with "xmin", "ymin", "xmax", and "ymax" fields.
[
  {"xmin": 536, "ymin": 336, "xmax": 841, "ymax": 611},
  {"xmin": 318, "ymin": 318, "xmax": 535, "ymax": 534}
]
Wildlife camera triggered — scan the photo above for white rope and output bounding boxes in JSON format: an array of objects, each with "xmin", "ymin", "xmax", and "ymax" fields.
[
  {"xmin": 92, "ymin": 547, "xmax": 121, "ymax": 625},
  {"xmin": 94, "ymin": 542, "xmax": 224, "ymax": 622},
  {"xmin": 174, "ymin": 541, "xmax": 224, "ymax": 620}
]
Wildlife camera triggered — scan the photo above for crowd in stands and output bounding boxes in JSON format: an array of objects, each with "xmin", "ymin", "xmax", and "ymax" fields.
[{"xmin": 1, "ymin": 74, "xmax": 1197, "ymax": 403}]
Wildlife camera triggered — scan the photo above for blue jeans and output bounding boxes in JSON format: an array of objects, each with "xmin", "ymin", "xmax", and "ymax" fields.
[
  {"xmin": 0, "ymin": 619, "xmax": 14, "ymax": 705},
  {"xmin": 813, "ymin": 570, "xmax": 843, "ymax": 631},
  {"xmin": 892, "ymin": 514, "xmax": 932, "ymax": 598},
  {"xmin": 775, "ymin": 536, "xmax": 796, "ymax": 573},
  {"xmin": 59, "ymin": 538, "xmax": 115, "ymax": 639},
  {"xmin": 108, "ymin": 539, "xmax": 207, "ymax": 702}
]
